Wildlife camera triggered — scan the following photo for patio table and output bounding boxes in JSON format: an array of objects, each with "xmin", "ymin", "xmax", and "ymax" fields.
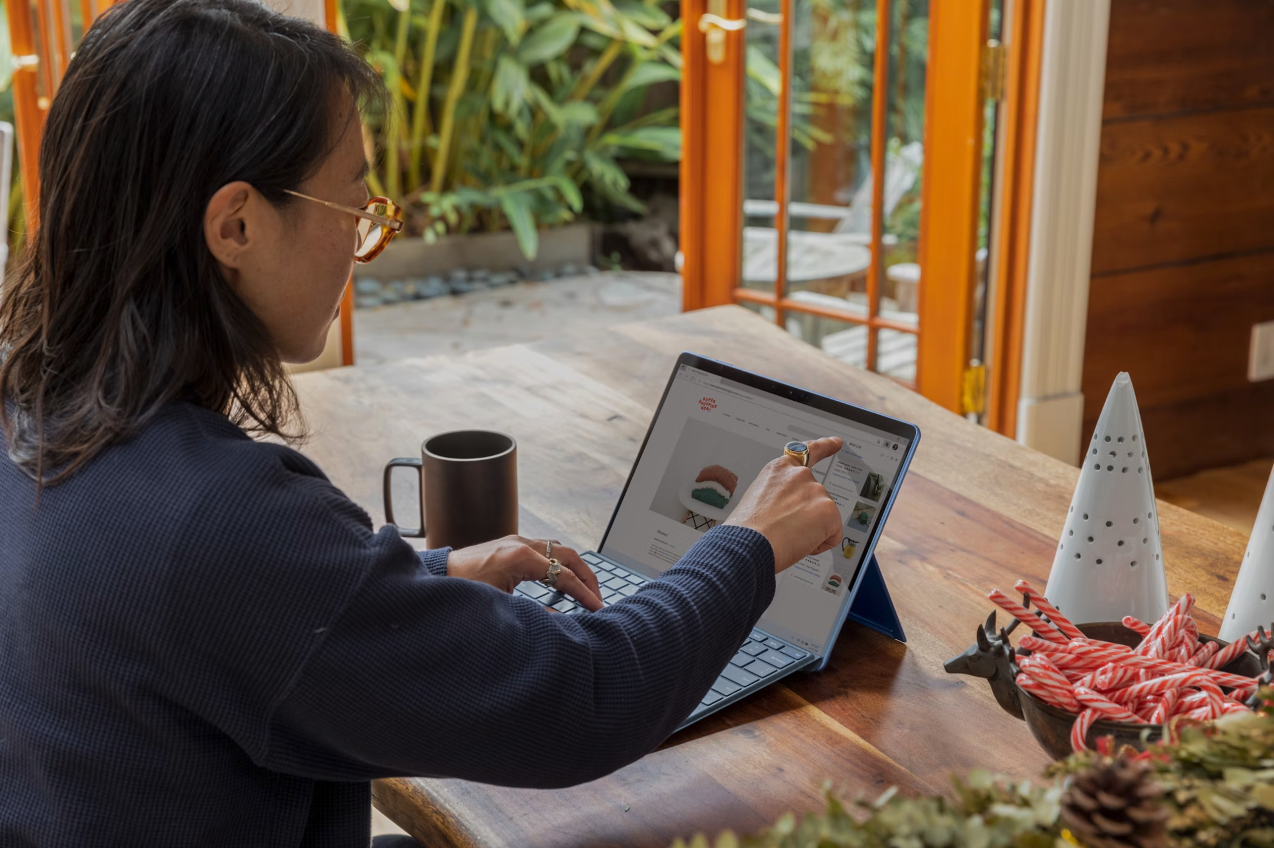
[{"xmin": 288, "ymin": 305, "xmax": 1247, "ymax": 848}]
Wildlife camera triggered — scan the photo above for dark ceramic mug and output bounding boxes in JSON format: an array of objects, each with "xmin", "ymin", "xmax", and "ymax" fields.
[{"xmin": 383, "ymin": 430, "xmax": 518, "ymax": 549}]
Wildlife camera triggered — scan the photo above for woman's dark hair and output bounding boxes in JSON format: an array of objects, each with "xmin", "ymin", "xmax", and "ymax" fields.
[{"xmin": 0, "ymin": 0, "xmax": 385, "ymax": 485}]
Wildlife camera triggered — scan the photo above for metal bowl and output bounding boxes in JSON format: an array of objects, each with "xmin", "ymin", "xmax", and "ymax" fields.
[{"xmin": 1018, "ymin": 622, "xmax": 1262, "ymax": 760}]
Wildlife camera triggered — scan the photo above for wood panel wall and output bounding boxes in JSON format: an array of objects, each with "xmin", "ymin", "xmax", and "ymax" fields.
[{"xmin": 1082, "ymin": 0, "xmax": 1274, "ymax": 480}]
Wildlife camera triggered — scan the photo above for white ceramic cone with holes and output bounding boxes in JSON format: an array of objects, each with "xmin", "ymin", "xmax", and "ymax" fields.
[
  {"xmin": 1045, "ymin": 372, "xmax": 1168, "ymax": 625},
  {"xmin": 1218, "ymin": 467, "xmax": 1274, "ymax": 642}
]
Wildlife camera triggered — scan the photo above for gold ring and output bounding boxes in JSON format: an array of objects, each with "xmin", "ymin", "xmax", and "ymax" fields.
[
  {"xmin": 540, "ymin": 558, "xmax": 563, "ymax": 588},
  {"xmin": 783, "ymin": 440, "xmax": 810, "ymax": 467}
]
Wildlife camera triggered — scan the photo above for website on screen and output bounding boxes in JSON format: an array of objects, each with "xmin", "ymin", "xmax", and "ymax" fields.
[{"xmin": 602, "ymin": 365, "xmax": 909, "ymax": 652}]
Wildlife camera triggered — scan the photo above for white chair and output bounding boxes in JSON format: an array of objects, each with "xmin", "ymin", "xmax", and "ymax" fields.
[{"xmin": 741, "ymin": 141, "xmax": 923, "ymax": 288}]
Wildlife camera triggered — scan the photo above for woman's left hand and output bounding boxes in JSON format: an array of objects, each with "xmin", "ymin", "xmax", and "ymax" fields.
[{"xmin": 446, "ymin": 535, "xmax": 604, "ymax": 611}]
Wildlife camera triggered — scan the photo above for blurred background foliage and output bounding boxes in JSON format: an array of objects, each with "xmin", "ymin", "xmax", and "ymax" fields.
[
  {"xmin": 0, "ymin": 0, "xmax": 937, "ymax": 269},
  {"xmin": 340, "ymin": 0, "xmax": 682, "ymax": 259},
  {"xmin": 0, "ymin": 0, "xmax": 25, "ymax": 262}
]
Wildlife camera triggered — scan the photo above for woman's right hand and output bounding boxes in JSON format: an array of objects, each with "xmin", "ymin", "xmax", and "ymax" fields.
[{"xmin": 724, "ymin": 436, "xmax": 844, "ymax": 572}]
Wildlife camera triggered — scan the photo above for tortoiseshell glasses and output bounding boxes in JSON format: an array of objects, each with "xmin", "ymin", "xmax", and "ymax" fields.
[{"xmin": 284, "ymin": 189, "xmax": 404, "ymax": 263}]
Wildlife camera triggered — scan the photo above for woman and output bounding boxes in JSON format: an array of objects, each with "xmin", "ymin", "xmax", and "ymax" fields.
[{"xmin": 0, "ymin": 0, "xmax": 843, "ymax": 845}]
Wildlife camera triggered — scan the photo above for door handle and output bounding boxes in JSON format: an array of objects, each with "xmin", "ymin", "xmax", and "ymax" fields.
[{"xmin": 699, "ymin": 4, "xmax": 746, "ymax": 65}]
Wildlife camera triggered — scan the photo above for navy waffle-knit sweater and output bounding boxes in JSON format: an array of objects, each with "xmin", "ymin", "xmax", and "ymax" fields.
[{"xmin": 0, "ymin": 401, "xmax": 777, "ymax": 847}]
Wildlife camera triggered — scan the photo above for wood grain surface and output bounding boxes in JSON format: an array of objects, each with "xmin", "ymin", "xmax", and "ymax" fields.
[
  {"xmin": 290, "ymin": 306, "xmax": 1247, "ymax": 847},
  {"xmin": 1086, "ymin": 0, "xmax": 1274, "ymax": 480},
  {"xmin": 1082, "ymin": 251, "xmax": 1274, "ymax": 477},
  {"xmin": 1103, "ymin": 0, "xmax": 1274, "ymax": 121},
  {"xmin": 1091, "ymin": 105, "xmax": 1274, "ymax": 277}
]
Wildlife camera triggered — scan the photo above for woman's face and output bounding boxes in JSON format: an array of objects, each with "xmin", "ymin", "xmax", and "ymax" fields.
[{"xmin": 203, "ymin": 105, "xmax": 369, "ymax": 363}]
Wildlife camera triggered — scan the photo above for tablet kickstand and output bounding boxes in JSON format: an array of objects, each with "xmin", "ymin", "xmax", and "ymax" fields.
[{"xmin": 844, "ymin": 555, "xmax": 906, "ymax": 643}]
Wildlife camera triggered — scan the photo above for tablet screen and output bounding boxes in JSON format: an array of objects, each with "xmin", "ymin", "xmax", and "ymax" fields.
[{"xmin": 600, "ymin": 360, "xmax": 913, "ymax": 653}]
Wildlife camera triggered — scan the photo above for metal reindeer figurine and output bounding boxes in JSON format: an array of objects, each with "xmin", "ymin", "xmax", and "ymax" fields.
[{"xmin": 943, "ymin": 610, "xmax": 1023, "ymax": 719}]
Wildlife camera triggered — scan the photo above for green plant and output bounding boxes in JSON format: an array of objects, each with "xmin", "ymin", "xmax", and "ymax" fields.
[
  {"xmin": 744, "ymin": 2, "xmax": 930, "ymax": 221},
  {"xmin": 0, "ymin": 0, "xmax": 25, "ymax": 263},
  {"xmin": 672, "ymin": 691, "xmax": 1274, "ymax": 848},
  {"xmin": 340, "ymin": 0, "xmax": 681, "ymax": 260}
]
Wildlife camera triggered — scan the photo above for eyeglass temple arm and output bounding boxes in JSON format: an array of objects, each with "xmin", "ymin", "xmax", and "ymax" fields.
[{"xmin": 283, "ymin": 189, "xmax": 403, "ymax": 231}]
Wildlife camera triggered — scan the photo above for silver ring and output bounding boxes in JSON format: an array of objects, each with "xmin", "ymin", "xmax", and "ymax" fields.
[
  {"xmin": 539, "ymin": 558, "xmax": 563, "ymax": 588},
  {"xmin": 545, "ymin": 539, "xmax": 553, "ymax": 560}
]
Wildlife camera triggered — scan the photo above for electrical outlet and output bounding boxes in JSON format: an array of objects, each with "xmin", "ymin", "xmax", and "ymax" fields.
[{"xmin": 1250, "ymin": 321, "xmax": 1274, "ymax": 382}]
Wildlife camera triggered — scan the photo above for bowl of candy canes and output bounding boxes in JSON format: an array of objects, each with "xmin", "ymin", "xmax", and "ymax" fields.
[{"xmin": 943, "ymin": 580, "xmax": 1270, "ymax": 759}]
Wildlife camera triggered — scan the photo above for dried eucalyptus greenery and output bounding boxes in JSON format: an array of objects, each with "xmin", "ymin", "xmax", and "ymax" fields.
[{"xmin": 672, "ymin": 690, "xmax": 1274, "ymax": 848}]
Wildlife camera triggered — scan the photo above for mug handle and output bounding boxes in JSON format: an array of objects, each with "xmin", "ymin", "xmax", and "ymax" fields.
[{"xmin": 383, "ymin": 457, "xmax": 425, "ymax": 537}]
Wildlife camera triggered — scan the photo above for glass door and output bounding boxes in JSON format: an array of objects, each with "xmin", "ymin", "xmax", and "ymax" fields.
[
  {"xmin": 738, "ymin": 0, "xmax": 927, "ymax": 386},
  {"xmin": 682, "ymin": 0, "xmax": 1007, "ymax": 414}
]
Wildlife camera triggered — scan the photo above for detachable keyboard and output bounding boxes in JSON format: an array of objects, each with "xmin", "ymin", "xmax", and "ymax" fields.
[{"xmin": 514, "ymin": 550, "xmax": 818, "ymax": 726}]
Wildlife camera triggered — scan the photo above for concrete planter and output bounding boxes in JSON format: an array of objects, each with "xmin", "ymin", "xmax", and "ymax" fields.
[{"xmin": 353, "ymin": 222, "xmax": 599, "ymax": 282}]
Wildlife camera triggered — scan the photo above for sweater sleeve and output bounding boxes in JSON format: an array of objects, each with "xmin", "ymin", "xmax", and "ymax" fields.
[
  {"xmin": 263, "ymin": 524, "xmax": 775, "ymax": 787},
  {"xmin": 417, "ymin": 548, "xmax": 450, "ymax": 577}
]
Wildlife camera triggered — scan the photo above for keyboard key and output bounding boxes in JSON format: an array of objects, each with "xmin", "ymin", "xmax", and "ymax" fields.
[
  {"xmin": 701, "ymin": 690, "xmax": 722, "ymax": 706},
  {"xmin": 600, "ymin": 587, "xmax": 621, "ymax": 601},
  {"xmin": 618, "ymin": 584, "xmax": 640, "ymax": 597},
  {"xmin": 551, "ymin": 598, "xmax": 577, "ymax": 613},
  {"xmin": 741, "ymin": 641, "xmax": 767, "ymax": 656},
  {"xmin": 780, "ymin": 646, "xmax": 806, "ymax": 659},
  {"xmin": 582, "ymin": 553, "xmax": 603, "ymax": 564},
  {"xmin": 520, "ymin": 582, "xmax": 551, "ymax": 599},
  {"xmin": 732, "ymin": 651, "xmax": 752, "ymax": 667},
  {"xmin": 603, "ymin": 576, "xmax": 629, "ymax": 590},
  {"xmin": 711, "ymin": 677, "xmax": 741, "ymax": 697},
  {"xmin": 721, "ymin": 665, "xmax": 759, "ymax": 687},
  {"xmin": 764, "ymin": 639, "xmax": 785, "ymax": 651},
  {"xmin": 627, "ymin": 574, "xmax": 648, "ymax": 584},
  {"xmin": 759, "ymin": 649, "xmax": 793, "ymax": 667},
  {"xmin": 566, "ymin": 607, "xmax": 588, "ymax": 616},
  {"xmin": 744, "ymin": 659, "xmax": 778, "ymax": 677},
  {"xmin": 750, "ymin": 629, "xmax": 765, "ymax": 641}
]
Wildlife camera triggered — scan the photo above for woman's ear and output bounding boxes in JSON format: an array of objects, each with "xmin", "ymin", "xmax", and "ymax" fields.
[{"xmin": 203, "ymin": 181, "xmax": 256, "ymax": 271}]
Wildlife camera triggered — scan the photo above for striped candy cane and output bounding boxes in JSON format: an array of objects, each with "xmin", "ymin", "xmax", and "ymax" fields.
[
  {"xmin": 1071, "ymin": 708, "xmax": 1098, "ymax": 752},
  {"xmin": 1106, "ymin": 671, "xmax": 1206, "ymax": 705},
  {"xmin": 1073, "ymin": 687, "xmax": 1142, "ymax": 723},
  {"xmin": 1016, "ymin": 672, "xmax": 1074, "ymax": 712},
  {"xmin": 1204, "ymin": 635, "xmax": 1252, "ymax": 670},
  {"xmin": 1066, "ymin": 643, "xmax": 1253, "ymax": 690},
  {"xmin": 1013, "ymin": 580, "xmax": 1085, "ymax": 641},
  {"xmin": 1122, "ymin": 616, "xmax": 1152, "ymax": 639},
  {"xmin": 1191, "ymin": 641, "xmax": 1219, "ymax": 667},
  {"xmin": 1138, "ymin": 595, "xmax": 1194, "ymax": 654},
  {"xmin": 1017, "ymin": 635, "xmax": 1073, "ymax": 655},
  {"xmin": 1094, "ymin": 664, "xmax": 1140, "ymax": 691},
  {"xmin": 1018, "ymin": 656, "xmax": 1082, "ymax": 712},
  {"xmin": 987, "ymin": 590, "xmax": 1067, "ymax": 643}
]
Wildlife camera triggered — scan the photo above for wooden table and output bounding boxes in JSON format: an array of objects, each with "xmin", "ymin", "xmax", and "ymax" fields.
[{"xmin": 290, "ymin": 306, "xmax": 1248, "ymax": 848}]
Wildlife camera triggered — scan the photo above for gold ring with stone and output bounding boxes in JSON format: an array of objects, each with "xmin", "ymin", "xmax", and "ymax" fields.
[
  {"xmin": 540, "ymin": 558, "xmax": 563, "ymax": 588},
  {"xmin": 783, "ymin": 440, "xmax": 810, "ymax": 467}
]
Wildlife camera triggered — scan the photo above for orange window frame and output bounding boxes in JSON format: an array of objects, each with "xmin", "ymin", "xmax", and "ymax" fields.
[{"xmin": 325, "ymin": 0, "xmax": 357, "ymax": 367}]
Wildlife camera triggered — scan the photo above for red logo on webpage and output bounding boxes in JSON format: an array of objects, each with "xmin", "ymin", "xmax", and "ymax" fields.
[{"xmin": 699, "ymin": 396, "xmax": 717, "ymax": 411}]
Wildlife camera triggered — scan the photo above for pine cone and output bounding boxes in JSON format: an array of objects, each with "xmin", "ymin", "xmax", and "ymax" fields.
[{"xmin": 1060, "ymin": 756, "xmax": 1169, "ymax": 848}]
